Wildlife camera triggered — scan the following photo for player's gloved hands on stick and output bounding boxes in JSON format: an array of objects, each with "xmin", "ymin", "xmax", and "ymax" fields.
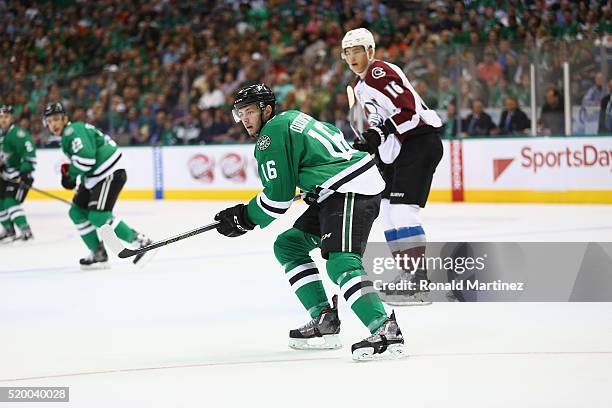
[
  {"xmin": 215, "ymin": 204, "xmax": 255, "ymax": 237},
  {"xmin": 352, "ymin": 119, "xmax": 396, "ymax": 154},
  {"xmin": 19, "ymin": 172, "xmax": 33, "ymax": 186},
  {"xmin": 60, "ymin": 163, "xmax": 76, "ymax": 190}
]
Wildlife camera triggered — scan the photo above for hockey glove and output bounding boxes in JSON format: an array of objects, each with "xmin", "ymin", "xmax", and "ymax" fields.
[
  {"xmin": 60, "ymin": 163, "xmax": 76, "ymax": 190},
  {"xmin": 300, "ymin": 190, "xmax": 318, "ymax": 206},
  {"xmin": 19, "ymin": 172, "xmax": 33, "ymax": 187},
  {"xmin": 214, "ymin": 203, "xmax": 256, "ymax": 237},
  {"xmin": 352, "ymin": 119, "xmax": 396, "ymax": 154}
]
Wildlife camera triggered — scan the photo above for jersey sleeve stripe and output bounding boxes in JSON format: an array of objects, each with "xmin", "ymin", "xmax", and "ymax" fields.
[
  {"xmin": 71, "ymin": 155, "xmax": 96, "ymax": 165},
  {"xmin": 72, "ymin": 161, "xmax": 93, "ymax": 172},
  {"xmin": 258, "ymin": 192, "xmax": 293, "ymax": 210},
  {"xmin": 256, "ymin": 195, "xmax": 284, "ymax": 218},
  {"xmin": 390, "ymin": 109, "xmax": 420, "ymax": 134}
]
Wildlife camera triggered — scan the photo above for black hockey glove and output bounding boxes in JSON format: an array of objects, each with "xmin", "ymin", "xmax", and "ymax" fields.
[
  {"xmin": 214, "ymin": 203, "xmax": 256, "ymax": 237},
  {"xmin": 352, "ymin": 119, "xmax": 396, "ymax": 154},
  {"xmin": 19, "ymin": 172, "xmax": 33, "ymax": 187},
  {"xmin": 300, "ymin": 190, "xmax": 318, "ymax": 206},
  {"xmin": 60, "ymin": 163, "xmax": 76, "ymax": 190}
]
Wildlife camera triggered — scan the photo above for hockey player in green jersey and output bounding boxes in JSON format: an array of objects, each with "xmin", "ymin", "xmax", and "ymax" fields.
[
  {"xmin": 43, "ymin": 102, "xmax": 151, "ymax": 269},
  {"xmin": 0, "ymin": 104, "xmax": 35, "ymax": 242},
  {"xmin": 214, "ymin": 84, "xmax": 405, "ymax": 360}
]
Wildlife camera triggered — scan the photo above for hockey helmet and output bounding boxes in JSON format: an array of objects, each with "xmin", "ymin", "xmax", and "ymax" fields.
[
  {"xmin": 341, "ymin": 28, "xmax": 376, "ymax": 61},
  {"xmin": 43, "ymin": 102, "xmax": 67, "ymax": 118},
  {"xmin": 0, "ymin": 104, "xmax": 13, "ymax": 115},
  {"xmin": 232, "ymin": 83, "xmax": 276, "ymax": 123}
]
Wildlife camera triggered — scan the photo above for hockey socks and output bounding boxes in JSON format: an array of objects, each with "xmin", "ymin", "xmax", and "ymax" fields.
[
  {"xmin": 4, "ymin": 198, "xmax": 29, "ymax": 230},
  {"xmin": 275, "ymin": 228, "xmax": 330, "ymax": 317},
  {"xmin": 327, "ymin": 252, "xmax": 388, "ymax": 333},
  {"xmin": 0, "ymin": 199, "xmax": 11, "ymax": 231}
]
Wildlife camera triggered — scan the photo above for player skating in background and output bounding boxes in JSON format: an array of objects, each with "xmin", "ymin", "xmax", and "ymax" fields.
[
  {"xmin": 43, "ymin": 102, "xmax": 151, "ymax": 269},
  {"xmin": 0, "ymin": 104, "xmax": 36, "ymax": 242},
  {"xmin": 342, "ymin": 28, "xmax": 444, "ymax": 305},
  {"xmin": 214, "ymin": 84, "xmax": 405, "ymax": 360}
]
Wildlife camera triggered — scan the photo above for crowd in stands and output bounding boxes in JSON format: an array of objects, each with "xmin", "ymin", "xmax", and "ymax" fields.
[{"xmin": 1, "ymin": 0, "xmax": 611, "ymax": 147}]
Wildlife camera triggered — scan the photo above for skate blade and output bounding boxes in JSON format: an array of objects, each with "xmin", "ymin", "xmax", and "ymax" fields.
[
  {"xmin": 289, "ymin": 334, "xmax": 342, "ymax": 350},
  {"xmin": 80, "ymin": 262, "xmax": 110, "ymax": 271},
  {"xmin": 352, "ymin": 344, "xmax": 408, "ymax": 362},
  {"xmin": 383, "ymin": 292, "xmax": 431, "ymax": 306}
]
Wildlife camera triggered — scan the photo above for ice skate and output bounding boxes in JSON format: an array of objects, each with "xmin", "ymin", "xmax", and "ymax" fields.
[
  {"xmin": 80, "ymin": 244, "xmax": 109, "ymax": 270},
  {"xmin": 0, "ymin": 225, "xmax": 16, "ymax": 243},
  {"xmin": 351, "ymin": 311, "xmax": 406, "ymax": 361},
  {"xmin": 289, "ymin": 295, "xmax": 342, "ymax": 350},
  {"xmin": 382, "ymin": 270, "xmax": 432, "ymax": 306},
  {"xmin": 15, "ymin": 226, "xmax": 33, "ymax": 242},
  {"xmin": 132, "ymin": 232, "xmax": 154, "ymax": 265}
]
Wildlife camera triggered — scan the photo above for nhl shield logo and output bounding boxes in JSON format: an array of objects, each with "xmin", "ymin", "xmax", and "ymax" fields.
[{"xmin": 257, "ymin": 134, "xmax": 271, "ymax": 151}]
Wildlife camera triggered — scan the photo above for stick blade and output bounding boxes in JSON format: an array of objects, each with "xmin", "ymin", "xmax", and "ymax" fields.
[
  {"xmin": 118, "ymin": 248, "xmax": 138, "ymax": 259},
  {"xmin": 99, "ymin": 224, "xmax": 126, "ymax": 256},
  {"xmin": 346, "ymin": 85, "xmax": 355, "ymax": 108}
]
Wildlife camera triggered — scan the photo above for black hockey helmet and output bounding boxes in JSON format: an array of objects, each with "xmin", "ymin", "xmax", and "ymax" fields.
[
  {"xmin": 43, "ymin": 102, "xmax": 66, "ymax": 118},
  {"xmin": 232, "ymin": 83, "xmax": 276, "ymax": 124},
  {"xmin": 0, "ymin": 104, "xmax": 13, "ymax": 115}
]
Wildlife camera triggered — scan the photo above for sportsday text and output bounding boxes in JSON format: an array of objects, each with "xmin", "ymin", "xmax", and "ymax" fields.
[{"xmin": 370, "ymin": 254, "xmax": 525, "ymax": 292}]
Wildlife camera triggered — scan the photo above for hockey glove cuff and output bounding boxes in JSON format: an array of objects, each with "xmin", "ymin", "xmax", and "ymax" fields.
[
  {"xmin": 60, "ymin": 164, "xmax": 76, "ymax": 190},
  {"xmin": 353, "ymin": 119, "xmax": 396, "ymax": 154},
  {"xmin": 215, "ymin": 204, "xmax": 256, "ymax": 237},
  {"xmin": 19, "ymin": 172, "xmax": 33, "ymax": 187}
]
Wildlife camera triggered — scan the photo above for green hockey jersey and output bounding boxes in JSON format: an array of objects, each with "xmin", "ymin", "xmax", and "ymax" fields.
[
  {"xmin": 60, "ymin": 122, "xmax": 123, "ymax": 189},
  {"xmin": 1, "ymin": 124, "xmax": 37, "ymax": 180},
  {"xmin": 247, "ymin": 110, "xmax": 385, "ymax": 228}
]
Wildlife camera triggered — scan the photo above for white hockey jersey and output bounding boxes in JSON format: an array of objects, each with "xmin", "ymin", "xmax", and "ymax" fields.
[{"xmin": 353, "ymin": 60, "xmax": 442, "ymax": 163}]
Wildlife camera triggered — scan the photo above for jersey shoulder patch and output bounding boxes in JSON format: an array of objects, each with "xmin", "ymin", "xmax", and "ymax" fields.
[
  {"xmin": 17, "ymin": 129, "xmax": 25, "ymax": 138},
  {"xmin": 256, "ymin": 134, "xmax": 271, "ymax": 151},
  {"xmin": 64, "ymin": 126, "xmax": 74, "ymax": 136}
]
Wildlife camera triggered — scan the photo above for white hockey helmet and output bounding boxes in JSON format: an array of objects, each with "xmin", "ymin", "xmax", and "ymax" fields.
[{"xmin": 341, "ymin": 28, "xmax": 375, "ymax": 60}]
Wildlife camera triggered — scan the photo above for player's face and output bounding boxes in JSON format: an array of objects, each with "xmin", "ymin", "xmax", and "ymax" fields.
[
  {"xmin": 237, "ymin": 104, "xmax": 262, "ymax": 137},
  {"xmin": 46, "ymin": 114, "xmax": 68, "ymax": 136},
  {"xmin": 344, "ymin": 46, "xmax": 370, "ymax": 76},
  {"xmin": 0, "ymin": 113, "xmax": 12, "ymax": 132}
]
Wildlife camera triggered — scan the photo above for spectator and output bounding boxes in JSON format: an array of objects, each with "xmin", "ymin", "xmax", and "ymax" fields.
[
  {"xmin": 462, "ymin": 99, "xmax": 496, "ymax": 137},
  {"xmin": 174, "ymin": 113, "xmax": 201, "ymax": 145},
  {"xmin": 476, "ymin": 52, "xmax": 504, "ymax": 89},
  {"xmin": 149, "ymin": 110, "xmax": 167, "ymax": 145},
  {"xmin": 444, "ymin": 102, "xmax": 459, "ymax": 137},
  {"xmin": 495, "ymin": 96, "xmax": 531, "ymax": 135},
  {"xmin": 598, "ymin": 79, "xmax": 612, "ymax": 135},
  {"xmin": 582, "ymin": 72, "xmax": 606, "ymax": 107},
  {"xmin": 539, "ymin": 88, "xmax": 565, "ymax": 135}
]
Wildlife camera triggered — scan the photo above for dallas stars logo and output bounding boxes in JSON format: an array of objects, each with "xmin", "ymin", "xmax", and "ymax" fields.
[{"xmin": 257, "ymin": 134, "xmax": 271, "ymax": 151}]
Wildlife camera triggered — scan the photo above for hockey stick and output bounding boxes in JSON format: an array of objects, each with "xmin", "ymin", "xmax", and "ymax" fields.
[
  {"xmin": 100, "ymin": 193, "xmax": 307, "ymax": 259},
  {"xmin": 22, "ymin": 183, "xmax": 71, "ymax": 205},
  {"xmin": 346, "ymin": 85, "xmax": 366, "ymax": 142},
  {"xmin": 100, "ymin": 221, "xmax": 221, "ymax": 259}
]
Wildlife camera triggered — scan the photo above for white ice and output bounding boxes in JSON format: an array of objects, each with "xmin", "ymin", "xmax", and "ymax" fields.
[{"xmin": 1, "ymin": 200, "xmax": 612, "ymax": 407}]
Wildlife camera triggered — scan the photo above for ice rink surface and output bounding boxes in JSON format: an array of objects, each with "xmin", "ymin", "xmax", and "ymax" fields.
[{"xmin": 1, "ymin": 200, "xmax": 612, "ymax": 407}]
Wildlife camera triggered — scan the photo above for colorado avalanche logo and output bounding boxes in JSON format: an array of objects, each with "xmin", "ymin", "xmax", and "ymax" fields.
[
  {"xmin": 371, "ymin": 67, "xmax": 386, "ymax": 79},
  {"xmin": 220, "ymin": 153, "xmax": 247, "ymax": 183},
  {"xmin": 188, "ymin": 154, "xmax": 215, "ymax": 183}
]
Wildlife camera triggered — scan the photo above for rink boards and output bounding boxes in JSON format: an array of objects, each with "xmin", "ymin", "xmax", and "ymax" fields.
[{"xmin": 28, "ymin": 136, "xmax": 612, "ymax": 204}]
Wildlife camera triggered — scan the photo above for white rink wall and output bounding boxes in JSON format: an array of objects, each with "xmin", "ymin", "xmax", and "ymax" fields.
[{"xmin": 28, "ymin": 136, "xmax": 612, "ymax": 203}]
